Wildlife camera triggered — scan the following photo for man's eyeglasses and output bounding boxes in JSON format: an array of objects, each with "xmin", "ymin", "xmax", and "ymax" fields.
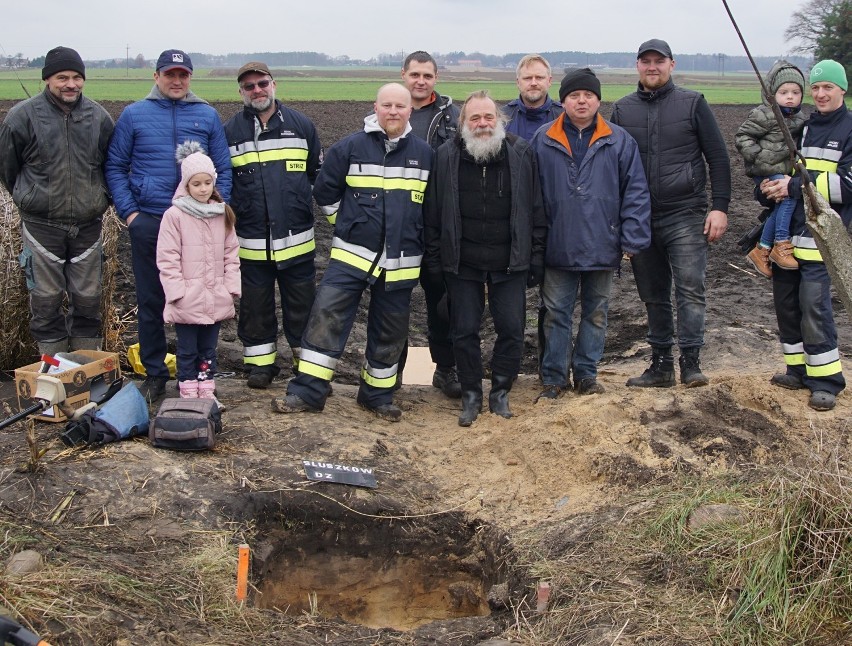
[{"xmin": 241, "ymin": 79, "xmax": 272, "ymax": 92}]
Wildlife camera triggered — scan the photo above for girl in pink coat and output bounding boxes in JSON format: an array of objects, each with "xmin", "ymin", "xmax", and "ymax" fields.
[{"xmin": 157, "ymin": 142, "xmax": 241, "ymax": 403}]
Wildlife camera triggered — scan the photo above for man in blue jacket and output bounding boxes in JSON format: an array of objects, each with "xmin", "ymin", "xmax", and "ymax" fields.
[
  {"xmin": 272, "ymin": 83, "xmax": 432, "ymax": 422},
  {"xmin": 532, "ymin": 68, "xmax": 651, "ymax": 401},
  {"xmin": 503, "ymin": 54, "xmax": 563, "ymax": 141},
  {"xmin": 105, "ymin": 49, "xmax": 232, "ymax": 401}
]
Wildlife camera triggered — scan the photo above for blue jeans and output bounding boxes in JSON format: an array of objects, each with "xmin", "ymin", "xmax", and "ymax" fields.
[
  {"xmin": 630, "ymin": 208, "xmax": 707, "ymax": 350},
  {"xmin": 540, "ymin": 268, "xmax": 613, "ymax": 387},
  {"xmin": 755, "ymin": 175, "xmax": 795, "ymax": 247}
]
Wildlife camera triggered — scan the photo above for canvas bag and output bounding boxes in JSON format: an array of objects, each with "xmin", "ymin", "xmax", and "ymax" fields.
[{"xmin": 149, "ymin": 398, "xmax": 221, "ymax": 451}]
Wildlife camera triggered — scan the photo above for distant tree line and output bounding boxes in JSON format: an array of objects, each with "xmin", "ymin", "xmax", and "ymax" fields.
[{"xmin": 785, "ymin": 0, "xmax": 851, "ymax": 77}]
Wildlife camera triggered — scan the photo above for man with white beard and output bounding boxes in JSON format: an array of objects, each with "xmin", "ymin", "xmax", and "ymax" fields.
[
  {"xmin": 531, "ymin": 68, "xmax": 651, "ymax": 401},
  {"xmin": 224, "ymin": 62, "xmax": 323, "ymax": 389},
  {"xmin": 424, "ymin": 90, "xmax": 546, "ymax": 427}
]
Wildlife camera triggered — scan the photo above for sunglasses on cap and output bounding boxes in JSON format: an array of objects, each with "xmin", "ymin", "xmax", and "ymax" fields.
[{"xmin": 241, "ymin": 79, "xmax": 272, "ymax": 91}]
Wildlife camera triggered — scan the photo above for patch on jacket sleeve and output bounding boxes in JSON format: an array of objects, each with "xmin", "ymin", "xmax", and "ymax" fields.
[{"xmin": 407, "ymin": 159, "xmax": 420, "ymax": 167}]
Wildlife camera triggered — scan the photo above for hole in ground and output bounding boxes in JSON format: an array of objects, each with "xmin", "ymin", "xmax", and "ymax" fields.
[{"xmin": 253, "ymin": 511, "xmax": 510, "ymax": 631}]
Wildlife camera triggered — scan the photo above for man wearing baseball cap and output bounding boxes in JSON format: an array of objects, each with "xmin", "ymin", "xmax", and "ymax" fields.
[
  {"xmin": 223, "ymin": 62, "xmax": 323, "ymax": 388},
  {"xmin": 106, "ymin": 48, "xmax": 232, "ymax": 402},
  {"xmin": 611, "ymin": 39, "xmax": 731, "ymax": 390},
  {"xmin": 758, "ymin": 59, "xmax": 851, "ymax": 411},
  {"xmin": 0, "ymin": 46, "xmax": 114, "ymax": 356}
]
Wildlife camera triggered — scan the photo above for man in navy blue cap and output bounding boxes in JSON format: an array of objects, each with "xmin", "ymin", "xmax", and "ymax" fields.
[
  {"xmin": 106, "ymin": 48, "xmax": 232, "ymax": 402},
  {"xmin": 611, "ymin": 38, "xmax": 731, "ymax": 390}
]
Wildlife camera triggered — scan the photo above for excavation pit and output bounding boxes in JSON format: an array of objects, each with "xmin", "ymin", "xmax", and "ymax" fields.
[{"xmin": 253, "ymin": 512, "xmax": 510, "ymax": 631}]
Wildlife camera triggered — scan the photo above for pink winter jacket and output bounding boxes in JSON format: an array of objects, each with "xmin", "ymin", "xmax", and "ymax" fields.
[{"xmin": 156, "ymin": 203, "xmax": 241, "ymax": 325}]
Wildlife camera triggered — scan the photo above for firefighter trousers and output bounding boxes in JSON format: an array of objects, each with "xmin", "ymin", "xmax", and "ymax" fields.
[
  {"xmin": 287, "ymin": 262, "xmax": 412, "ymax": 410},
  {"xmin": 238, "ymin": 259, "xmax": 315, "ymax": 370},
  {"xmin": 772, "ymin": 261, "xmax": 845, "ymax": 395}
]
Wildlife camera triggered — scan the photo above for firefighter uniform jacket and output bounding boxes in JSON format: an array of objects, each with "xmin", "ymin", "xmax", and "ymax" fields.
[
  {"xmin": 788, "ymin": 103, "xmax": 852, "ymax": 262},
  {"xmin": 313, "ymin": 114, "xmax": 433, "ymax": 291},
  {"xmin": 224, "ymin": 100, "xmax": 323, "ymax": 267}
]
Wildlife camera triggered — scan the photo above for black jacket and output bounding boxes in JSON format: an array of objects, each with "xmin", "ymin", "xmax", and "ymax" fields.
[
  {"xmin": 423, "ymin": 133, "xmax": 546, "ymax": 275},
  {"xmin": 610, "ymin": 79, "xmax": 731, "ymax": 215},
  {"xmin": 224, "ymin": 100, "xmax": 322, "ymax": 267},
  {"xmin": 0, "ymin": 89, "xmax": 114, "ymax": 227}
]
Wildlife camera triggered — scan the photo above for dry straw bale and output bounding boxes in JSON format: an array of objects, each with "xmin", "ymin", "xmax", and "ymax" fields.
[{"xmin": 0, "ymin": 186, "xmax": 124, "ymax": 370}]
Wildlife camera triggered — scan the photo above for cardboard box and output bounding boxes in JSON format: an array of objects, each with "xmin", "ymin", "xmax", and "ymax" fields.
[{"xmin": 15, "ymin": 351, "xmax": 121, "ymax": 423}]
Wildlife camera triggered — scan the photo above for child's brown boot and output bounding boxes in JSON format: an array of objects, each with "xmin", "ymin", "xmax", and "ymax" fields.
[
  {"xmin": 769, "ymin": 241, "xmax": 799, "ymax": 270},
  {"xmin": 746, "ymin": 245, "xmax": 772, "ymax": 278}
]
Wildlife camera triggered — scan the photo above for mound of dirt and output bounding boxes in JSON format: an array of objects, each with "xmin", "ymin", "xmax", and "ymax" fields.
[{"xmin": 0, "ymin": 98, "xmax": 849, "ymax": 645}]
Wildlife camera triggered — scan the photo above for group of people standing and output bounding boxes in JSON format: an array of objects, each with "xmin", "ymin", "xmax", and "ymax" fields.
[{"xmin": 0, "ymin": 41, "xmax": 848, "ymax": 426}]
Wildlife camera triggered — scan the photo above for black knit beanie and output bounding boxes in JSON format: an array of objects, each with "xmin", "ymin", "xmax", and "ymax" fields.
[
  {"xmin": 42, "ymin": 46, "xmax": 85, "ymax": 80},
  {"xmin": 559, "ymin": 67, "xmax": 601, "ymax": 101}
]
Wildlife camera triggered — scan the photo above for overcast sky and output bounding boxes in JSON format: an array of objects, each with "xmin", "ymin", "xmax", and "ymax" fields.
[{"xmin": 3, "ymin": 0, "xmax": 804, "ymax": 62}]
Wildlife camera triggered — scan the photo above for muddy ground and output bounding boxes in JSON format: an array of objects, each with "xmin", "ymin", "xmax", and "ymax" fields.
[{"xmin": 0, "ymin": 96, "xmax": 850, "ymax": 646}]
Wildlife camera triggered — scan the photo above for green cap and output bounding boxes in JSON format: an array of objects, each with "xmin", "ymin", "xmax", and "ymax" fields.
[{"xmin": 809, "ymin": 60, "xmax": 848, "ymax": 92}]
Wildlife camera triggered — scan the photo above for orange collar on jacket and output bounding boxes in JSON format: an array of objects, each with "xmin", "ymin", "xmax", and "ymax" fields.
[{"xmin": 545, "ymin": 112, "xmax": 612, "ymax": 155}]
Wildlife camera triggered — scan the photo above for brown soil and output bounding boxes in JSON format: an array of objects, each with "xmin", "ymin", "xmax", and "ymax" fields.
[{"xmin": 0, "ymin": 98, "xmax": 850, "ymax": 646}]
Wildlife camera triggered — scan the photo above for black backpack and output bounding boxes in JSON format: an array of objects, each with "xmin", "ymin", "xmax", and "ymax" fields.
[{"xmin": 149, "ymin": 398, "xmax": 221, "ymax": 451}]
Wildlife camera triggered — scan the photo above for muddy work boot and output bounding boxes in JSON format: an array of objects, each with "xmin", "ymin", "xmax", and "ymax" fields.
[
  {"xmin": 679, "ymin": 348, "xmax": 709, "ymax": 387},
  {"xmin": 432, "ymin": 366, "xmax": 462, "ymax": 399},
  {"xmin": 626, "ymin": 349, "xmax": 675, "ymax": 388},
  {"xmin": 247, "ymin": 365, "xmax": 279, "ymax": 389},
  {"xmin": 488, "ymin": 374, "xmax": 514, "ymax": 419},
  {"xmin": 769, "ymin": 240, "xmax": 799, "ymax": 270},
  {"xmin": 271, "ymin": 393, "xmax": 321, "ymax": 414},
  {"xmin": 746, "ymin": 245, "xmax": 773, "ymax": 278},
  {"xmin": 458, "ymin": 387, "xmax": 483, "ymax": 427},
  {"xmin": 575, "ymin": 377, "xmax": 605, "ymax": 395},
  {"xmin": 139, "ymin": 376, "xmax": 169, "ymax": 403},
  {"xmin": 535, "ymin": 384, "xmax": 564, "ymax": 403},
  {"xmin": 358, "ymin": 399, "xmax": 402, "ymax": 422},
  {"xmin": 808, "ymin": 391, "xmax": 836, "ymax": 411},
  {"xmin": 770, "ymin": 372, "xmax": 806, "ymax": 390}
]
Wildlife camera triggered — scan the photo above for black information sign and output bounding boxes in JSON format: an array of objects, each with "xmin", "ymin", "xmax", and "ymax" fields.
[{"xmin": 302, "ymin": 460, "xmax": 378, "ymax": 489}]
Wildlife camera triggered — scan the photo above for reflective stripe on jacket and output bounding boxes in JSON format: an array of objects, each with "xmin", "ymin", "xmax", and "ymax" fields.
[
  {"xmin": 312, "ymin": 124, "xmax": 432, "ymax": 290},
  {"xmin": 224, "ymin": 101, "xmax": 322, "ymax": 267},
  {"xmin": 788, "ymin": 104, "xmax": 852, "ymax": 263}
]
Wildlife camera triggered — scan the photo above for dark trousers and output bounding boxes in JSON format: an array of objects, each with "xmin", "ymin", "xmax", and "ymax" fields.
[
  {"xmin": 288, "ymin": 263, "xmax": 412, "ymax": 409},
  {"xmin": 128, "ymin": 212, "xmax": 169, "ymax": 378},
  {"xmin": 174, "ymin": 322, "xmax": 221, "ymax": 382},
  {"xmin": 630, "ymin": 209, "xmax": 708, "ymax": 351},
  {"xmin": 238, "ymin": 259, "xmax": 315, "ymax": 368},
  {"xmin": 20, "ymin": 219, "xmax": 102, "ymax": 343},
  {"xmin": 445, "ymin": 271, "xmax": 526, "ymax": 388},
  {"xmin": 772, "ymin": 261, "xmax": 845, "ymax": 395}
]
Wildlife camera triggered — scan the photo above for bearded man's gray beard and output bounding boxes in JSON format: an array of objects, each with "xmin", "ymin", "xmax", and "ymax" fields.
[
  {"xmin": 461, "ymin": 121, "xmax": 506, "ymax": 163},
  {"xmin": 244, "ymin": 95, "xmax": 275, "ymax": 112}
]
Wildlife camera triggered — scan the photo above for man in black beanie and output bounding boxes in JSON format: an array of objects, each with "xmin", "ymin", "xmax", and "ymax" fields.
[
  {"xmin": 531, "ymin": 67, "xmax": 651, "ymax": 401},
  {"xmin": 0, "ymin": 46, "xmax": 114, "ymax": 356}
]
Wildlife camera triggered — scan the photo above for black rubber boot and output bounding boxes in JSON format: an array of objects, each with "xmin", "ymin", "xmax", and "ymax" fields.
[
  {"xmin": 679, "ymin": 347, "xmax": 709, "ymax": 387},
  {"xmin": 458, "ymin": 386, "xmax": 483, "ymax": 427},
  {"xmin": 488, "ymin": 374, "xmax": 513, "ymax": 419},
  {"xmin": 626, "ymin": 348, "xmax": 675, "ymax": 388}
]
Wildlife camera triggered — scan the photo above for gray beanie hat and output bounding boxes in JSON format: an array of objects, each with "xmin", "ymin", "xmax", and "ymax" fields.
[
  {"xmin": 770, "ymin": 64, "xmax": 805, "ymax": 96},
  {"xmin": 42, "ymin": 46, "xmax": 85, "ymax": 80}
]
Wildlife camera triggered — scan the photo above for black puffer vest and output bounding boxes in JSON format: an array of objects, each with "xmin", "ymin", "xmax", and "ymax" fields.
[{"xmin": 611, "ymin": 79, "xmax": 706, "ymax": 215}]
